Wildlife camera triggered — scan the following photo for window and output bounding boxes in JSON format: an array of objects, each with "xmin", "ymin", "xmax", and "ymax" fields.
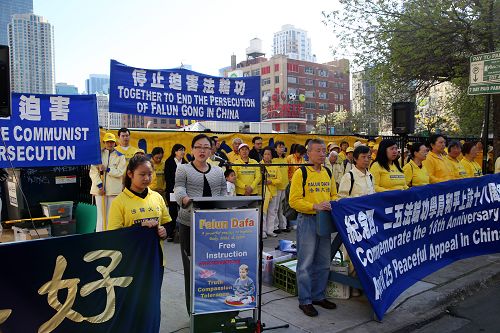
[
  {"xmin": 287, "ymin": 88, "xmax": 297, "ymax": 95},
  {"xmin": 319, "ymin": 92, "xmax": 327, "ymax": 99},
  {"xmin": 287, "ymin": 76, "xmax": 297, "ymax": 84},
  {"xmin": 319, "ymin": 103, "xmax": 329, "ymax": 110},
  {"xmin": 304, "ymin": 66, "xmax": 314, "ymax": 74},
  {"xmin": 318, "ymin": 80, "xmax": 328, "ymax": 88},
  {"xmin": 318, "ymin": 69, "xmax": 328, "ymax": 77},
  {"xmin": 161, "ymin": 119, "xmax": 167, "ymax": 124},
  {"xmin": 252, "ymin": 69, "xmax": 260, "ymax": 76},
  {"xmin": 338, "ymin": 94, "xmax": 344, "ymax": 101},
  {"xmin": 261, "ymin": 78, "xmax": 271, "ymax": 86},
  {"xmin": 243, "ymin": 71, "xmax": 250, "ymax": 77},
  {"xmin": 287, "ymin": 63, "xmax": 299, "ymax": 72},
  {"xmin": 305, "ymin": 78, "xmax": 314, "ymax": 86},
  {"xmin": 306, "ymin": 113, "xmax": 314, "ymax": 121},
  {"xmin": 305, "ymin": 102, "xmax": 316, "ymax": 109},
  {"xmin": 262, "ymin": 90, "xmax": 270, "ymax": 97},
  {"xmin": 274, "ymin": 64, "xmax": 280, "ymax": 72},
  {"xmin": 274, "ymin": 76, "xmax": 280, "ymax": 84},
  {"xmin": 305, "ymin": 90, "xmax": 315, "ymax": 98},
  {"xmin": 261, "ymin": 66, "xmax": 271, "ymax": 75}
]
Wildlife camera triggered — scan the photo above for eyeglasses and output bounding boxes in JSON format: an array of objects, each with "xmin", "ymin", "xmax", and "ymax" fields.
[{"xmin": 193, "ymin": 146, "xmax": 211, "ymax": 151}]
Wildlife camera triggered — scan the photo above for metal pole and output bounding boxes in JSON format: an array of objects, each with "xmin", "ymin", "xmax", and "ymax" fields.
[{"xmin": 482, "ymin": 95, "xmax": 491, "ymax": 173}]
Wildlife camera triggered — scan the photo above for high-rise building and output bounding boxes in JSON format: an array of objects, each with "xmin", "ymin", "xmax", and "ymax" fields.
[
  {"xmin": 0, "ymin": 0, "xmax": 33, "ymax": 45},
  {"xmin": 55, "ymin": 82, "xmax": 78, "ymax": 95},
  {"xmin": 85, "ymin": 74, "xmax": 110, "ymax": 94},
  {"xmin": 97, "ymin": 95, "xmax": 122, "ymax": 129},
  {"xmin": 224, "ymin": 55, "xmax": 350, "ymax": 133},
  {"xmin": 273, "ymin": 25, "xmax": 314, "ymax": 62},
  {"xmin": 8, "ymin": 13, "xmax": 55, "ymax": 94}
]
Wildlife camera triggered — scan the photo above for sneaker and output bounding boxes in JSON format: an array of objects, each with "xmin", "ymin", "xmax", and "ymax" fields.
[
  {"xmin": 299, "ymin": 304, "xmax": 318, "ymax": 317},
  {"xmin": 273, "ymin": 229, "xmax": 282, "ymax": 234},
  {"xmin": 312, "ymin": 299, "xmax": 337, "ymax": 310},
  {"xmin": 281, "ymin": 228, "xmax": 291, "ymax": 233},
  {"xmin": 267, "ymin": 232, "xmax": 278, "ymax": 237}
]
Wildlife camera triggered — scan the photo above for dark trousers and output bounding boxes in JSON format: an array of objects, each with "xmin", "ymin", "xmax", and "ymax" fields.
[{"xmin": 166, "ymin": 199, "xmax": 179, "ymax": 236}]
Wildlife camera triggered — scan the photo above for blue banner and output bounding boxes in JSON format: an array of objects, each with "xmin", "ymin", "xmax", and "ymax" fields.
[
  {"xmin": 0, "ymin": 227, "xmax": 162, "ymax": 333},
  {"xmin": 0, "ymin": 93, "xmax": 100, "ymax": 168},
  {"xmin": 331, "ymin": 174, "xmax": 500, "ymax": 320},
  {"xmin": 192, "ymin": 209, "xmax": 259, "ymax": 314},
  {"xmin": 109, "ymin": 60, "xmax": 261, "ymax": 122}
]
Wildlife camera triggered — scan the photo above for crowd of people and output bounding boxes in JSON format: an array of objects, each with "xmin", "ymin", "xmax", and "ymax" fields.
[{"xmin": 89, "ymin": 128, "xmax": 498, "ymax": 320}]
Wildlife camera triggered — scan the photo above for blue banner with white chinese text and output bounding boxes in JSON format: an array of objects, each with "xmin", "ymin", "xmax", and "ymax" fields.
[
  {"xmin": 0, "ymin": 93, "xmax": 100, "ymax": 168},
  {"xmin": 0, "ymin": 227, "xmax": 162, "ymax": 333},
  {"xmin": 192, "ymin": 209, "xmax": 259, "ymax": 314},
  {"xmin": 331, "ymin": 174, "xmax": 500, "ymax": 320},
  {"xmin": 109, "ymin": 60, "xmax": 261, "ymax": 122}
]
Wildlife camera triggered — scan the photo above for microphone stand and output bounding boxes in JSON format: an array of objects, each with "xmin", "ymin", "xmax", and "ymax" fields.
[{"xmin": 227, "ymin": 161, "xmax": 311, "ymax": 332}]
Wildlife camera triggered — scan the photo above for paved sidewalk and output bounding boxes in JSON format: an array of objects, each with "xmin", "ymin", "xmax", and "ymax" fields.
[{"xmin": 160, "ymin": 230, "xmax": 500, "ymax": 333}]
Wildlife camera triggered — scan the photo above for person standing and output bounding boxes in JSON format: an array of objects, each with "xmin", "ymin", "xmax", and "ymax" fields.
[
  {"xmin": 261, "ymin": 146, "xmax": 282, "ymax": 238},
  {"xmin": 445, "ymin": 140, "xmax": 467, "ymax": 180},
  {"xmin": 460, "ymin": 141, "xmax": 483, "ymax": 178},
  {"xmin": 249, "ymin": 136, "xmax": 264, "ymax": 162},
  {"xmin": 423, "ymin": 134, "xmax": 454, "ymax": 184},
  {"xmin": 338, "ymin": 141, "xmax": 349, "ymax": 161},
  {"xmin": 286, "ymin": 144, "xmax": 306, "ymax": 181},
  {"xmin": 115, "ymin": 128, "xmax": 140, "ymax": 163},
  {"xmin": 289, "ymin": 139, "xmax": 338, "ymax": 317},
  {"xmin": 89, "ymin": 133, "xmax": 126, "ymax": 232},
  {"xmin": 403, "ymin": 142, "xmax": 430, "ymax": 187},
  {"xmin": 212, "ymin": 136, "xmax": 229, "ymax": 162},
  {"xmin": 164, "ymin": 144, "xmax": 187, "ymax": 242},
  {"xmin": 327, "ymin": 151, "xmax": 343, "ymax": 189},
  {"xmin": 338, "ymin": 145, "xmax": 374, "ymax": 198},
  {"xmin": 273, "ymin": 141, "xmax": 290, "ymax": 233},
  {"xmin": 370, "ymin": 139, "xmax": 408, "ymax": 192},
  {"xmin": 174, "ymin": 134, "xmax": 227, "ymax": 315},
  {"xmin": 149, "ymin": 147, "xmax": 165, "ymax": 196},
  {"xmin": 233, "ymin": 143, "xmax": 262, "ymax": 195},
  {"xmin": 226, "ymin": 137, "xmax": 243, "ymax": 163}
]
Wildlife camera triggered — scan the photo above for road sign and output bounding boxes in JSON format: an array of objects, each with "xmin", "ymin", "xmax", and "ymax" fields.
[{"xmin": 468, "ymin": 51, "xmax": 500, "ymax": 95}]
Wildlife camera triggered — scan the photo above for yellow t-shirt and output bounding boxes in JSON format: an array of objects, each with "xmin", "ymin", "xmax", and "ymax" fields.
[
  {"xmin": 286, "ymin": 154, "xmax": 305, "ymax": 181},
  {"xmin": 460, "ymin": 158, "xmax": 482, "ymax": 178},
  {"xmin": 150, "ymin": 160, "xmax": 165, "ymax": 191},
  {"xmin": 115, "ymin": 145, "xmax": 141, "ymax": 163},
  {"xmin": 445, "ymin": 155, "xmax": 467, "ymax": 180},
  {"xmin": 403, "ymin": 160, "xmax": 430, "ymax": 187},
  {"xmin": 226, "ymin": 151, "xmax": 240, "ymax": 163},
  {"xmin": 108, "ymin": 187, "xmax": 172, "ymax": 266},
  {"xmin": 423, "ymin": 152, "xmax": 454, "ymax": 183},
  {"xmin": 273, "ymin": 157, "xmax": 289, "ymax": 190},
  {"xmin": 289, "ymin": 166, "xmax": 338, "ymax": 215},
  {"xmin": 370, "ymin": 162, "xmax": 408, "ymax": 192},
  {"xmin": 233, "ymin": 158, "xmax": 262, "ymax": 195}
]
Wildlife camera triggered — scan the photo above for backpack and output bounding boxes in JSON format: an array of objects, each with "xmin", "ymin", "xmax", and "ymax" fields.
[
  {"xmin": 348, "ymin": 170, "xmax": 373, "ymax": 196},
  {"xmin": 343, "ymin": 159, "xmax": 351, "ymax": 173},
  {"xmin": 284, "ymin": 166, "xmax": 333, "ymax": 221}
]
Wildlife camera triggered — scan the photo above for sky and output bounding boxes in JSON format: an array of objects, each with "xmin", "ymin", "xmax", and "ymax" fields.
[{"xmin": 34, "ymin": 0, "xmax": 343, "ymax": 92}]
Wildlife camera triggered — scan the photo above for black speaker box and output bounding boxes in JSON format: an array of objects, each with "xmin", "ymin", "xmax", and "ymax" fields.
[
  {"xmin": 0, "ymin": 45, "xmax": 11, "ymax": 118},
  {"xmin": 392, "ymin": 102, "xmax": 415, "ymax": 134}
]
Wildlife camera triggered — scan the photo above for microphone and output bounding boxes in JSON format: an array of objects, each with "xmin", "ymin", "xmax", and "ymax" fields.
[{"xmin": 211, "ymin": 154, "xmax": 229, "ymax": 167}]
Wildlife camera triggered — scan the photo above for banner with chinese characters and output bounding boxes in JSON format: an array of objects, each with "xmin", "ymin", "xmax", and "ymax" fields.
[
  {"xmin": 331, "ymin": 174, "xmax": 500, "ymax": 320},
  {"xmin": 192, "ymin": 209, "xmax": 259, "ymax": 314},
  {"xmin": 0, "ymin": 227, "xmax": 162, "ymax": 333},
  {"xmin": 0, "ymin": 93, "xmax": 100, "ymax": 168},
  {"xmin": 109, "ymin": 60, "xmax": 261, "ymax": 122}
]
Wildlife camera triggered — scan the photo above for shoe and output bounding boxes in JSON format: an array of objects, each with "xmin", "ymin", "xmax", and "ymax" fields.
[
  {"xmin": 267, "ymin": 232, "xmax": 278, "ymax": 237},
  {"xmin": 273, "ymin": 229, "xmax": 282, "ymax": 234},
  {"xmin": 281, "ymin": 228, "xmax": 291, "ymax": 233},
  {"xmin": 312, "ymin": 299, "xmax": 337, "ymax": 310},
  {"xmin": 299, "ymin": 304, "xmax": 318, "ymax": 317}
]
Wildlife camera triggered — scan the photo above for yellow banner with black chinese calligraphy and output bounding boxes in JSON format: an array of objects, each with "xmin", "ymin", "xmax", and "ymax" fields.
[{"xmin": 0, "ymin": 227, "xmax": 162, "ymax": 333}]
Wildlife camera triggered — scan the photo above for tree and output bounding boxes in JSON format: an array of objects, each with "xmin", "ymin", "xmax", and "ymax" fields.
[{"xmin": 323, "ymin": 0, "xmax": 500, "ymax": 154}]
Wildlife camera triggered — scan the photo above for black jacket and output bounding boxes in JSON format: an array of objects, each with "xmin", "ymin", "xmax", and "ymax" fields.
[
  {"xmin": 249, "ymin": 148, "xmax": 262, "ymax": 162},
  {"xmin": 164, "ymin": 156, "xmax": 187, "ymax": 195}
]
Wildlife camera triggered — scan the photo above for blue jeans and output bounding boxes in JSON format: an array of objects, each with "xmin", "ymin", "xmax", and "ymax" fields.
[{"xmin": 296, "ymin": 213, "xmax": 331, "ymax": 305}]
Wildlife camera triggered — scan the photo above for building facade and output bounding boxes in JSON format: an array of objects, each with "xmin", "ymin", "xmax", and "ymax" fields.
[
  {"xmin": 96, "ymin": 95, "xmax": 122, "ymax": 129},
  {"xmin": 55, "ymin": 82, "xmax": 78, "ymax": 95},
  {"xmin": 0, "ymin": 0, "xmax": 33, "ymax": 45},
  {"xmin": 273, "ymin": 25, "xmax": 314, "ymax": 62},
  {"xmin": 8, "ymin": 13, "xmax": 55, "ymax": 94},
  {"xmin": 85, "ymin": 74, "xmax": 109, "ymax": 94},
  {"xmin": 226, "ymin": 55, "xmax": 350, "ymax": 133}
]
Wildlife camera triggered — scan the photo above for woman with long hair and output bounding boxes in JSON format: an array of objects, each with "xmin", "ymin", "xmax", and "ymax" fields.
[
  {"xmin": 403, "ymin": 142, "xmax": 430, "ymax": 187},
  {"xmin": 369, "ymin": 139, "xmax": 408, "ymax": 192},
  {"xmin": 164, "ymin": 144, "xmax": 187, "ymax": 241}
]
